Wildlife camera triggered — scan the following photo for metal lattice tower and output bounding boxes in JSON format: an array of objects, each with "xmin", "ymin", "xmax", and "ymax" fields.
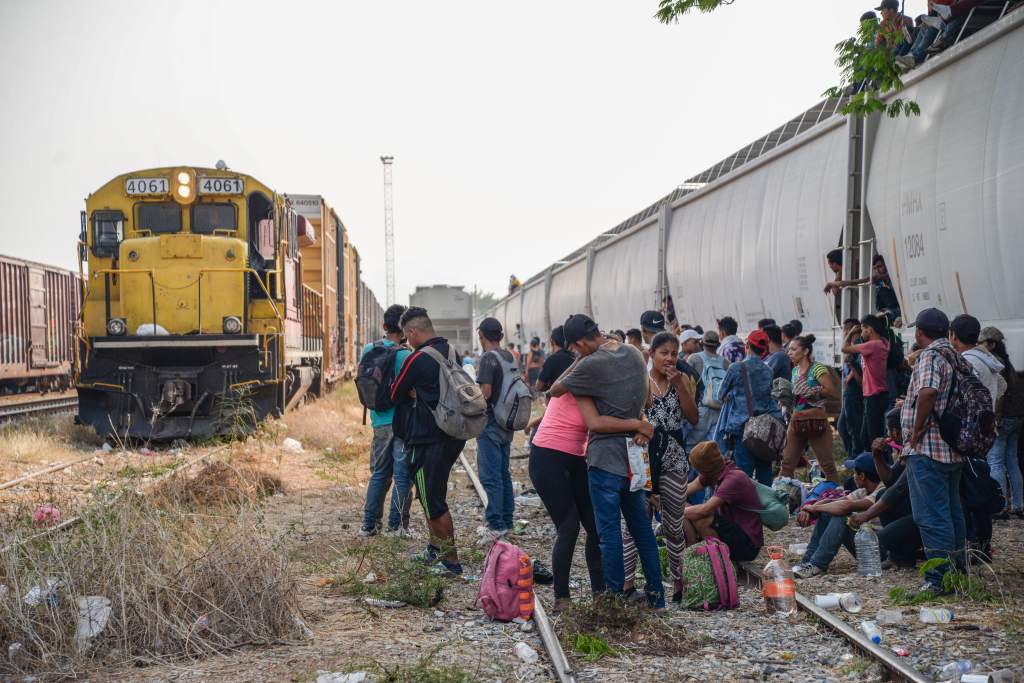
[{"xmin": 380, "ymin": 155, "xmax": 395, "ymax": 307}]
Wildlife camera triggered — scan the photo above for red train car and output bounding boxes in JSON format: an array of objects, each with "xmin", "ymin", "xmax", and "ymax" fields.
[{"xmin": 0, "ymin": 255, "xmax": 80, "ymax": 393}]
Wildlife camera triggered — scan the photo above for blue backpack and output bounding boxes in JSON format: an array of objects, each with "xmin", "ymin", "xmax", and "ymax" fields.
[{"xmin": 699, "ymin": 352, "xmax": 728, "ymax": 409}]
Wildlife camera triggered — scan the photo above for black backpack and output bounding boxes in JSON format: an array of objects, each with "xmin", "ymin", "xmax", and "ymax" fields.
[
  {"xmin": 356, "ymin": 341, "xmax": 402, "ymax": 413},
  {"xmin": 960, "ymin": 457, "xmax": 1005, "ymax": 516},
  {"xmin": 885, "ymin": 326, "xmax": 905, "ymax": 370},
  {"xmin": 931, "ymin": 345, "xmax": 997, "ymax": 459}
]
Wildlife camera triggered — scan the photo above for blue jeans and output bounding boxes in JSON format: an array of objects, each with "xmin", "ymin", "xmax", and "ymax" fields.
[
  {"xmin": 988, "ymin": 416, "xmax": 1022, "ymax": 510},
  {"xmin": 686, "ymin": 405, "xmax": 721, "ymax": 450},
  {"xmin": 588, "ymin": 466, "xmax": 665, "ymax": 607},
  {"xmin": 718, "ymin": 430, "xmax": 772, "ymax": 487},
  {"xmin": 362, "ymin": 425, "xmax": 412, "ymax": 531},
  {"xmin": 910, "ymin": 25, "xmax": 939, "ymax": 64},
  {"xmin": 838, "ymin": 386, "xmax": 865, "ymax": 457},
  {"xmin": 476, "ymin": 419, "xmax": 514, "ymax": 531},
  {"xmin": 802, "ymin": 512, "xmax": 856, "ymax": 570},
  {"xmin": 907, "ymin": 453, "xmax": 966, "ymax": 588}
]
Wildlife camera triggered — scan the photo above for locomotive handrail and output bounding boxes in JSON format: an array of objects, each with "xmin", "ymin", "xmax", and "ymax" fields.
[{"xmin": 90, "ymin": 268, "xmax": 157, "ymax": 334}]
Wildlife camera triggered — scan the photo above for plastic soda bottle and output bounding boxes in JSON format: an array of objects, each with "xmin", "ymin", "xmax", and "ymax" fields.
[
  {"xmin": 854, "ymin": 524, "xmax": 882, "ymax": 578},
  {"xmin": 859, "ymin": 620, "xmax": 882, "ymax": 644},
  {"xmin": 939, "ymin": 660, "xmax": 973, "ymax": 681},
  {"xmin": 919, "ymin": 607, "xmax": 954, "ymax": 623},
  {"xmin": 762, "ymin": 546, "xmax": 796, "ymax": 617}
]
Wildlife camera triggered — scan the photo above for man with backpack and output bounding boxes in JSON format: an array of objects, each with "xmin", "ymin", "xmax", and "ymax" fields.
[
  {"xmin": 475, "ymin": 317, "xmax": 532, "ymax": 540},
  {"xmin": 684, "ymin": 330, "xmax": 730, "ymax": 449},
  {"xmin": 391, "ymin": 307, "xmax": 481, "ymax": 577},
  {"xmin": 356, "ymin": 304, "xmax": 412, "ymax": 537},
  {"xmin": 900, "ymin": 308, "xmax": 967, "ymax": 596}
]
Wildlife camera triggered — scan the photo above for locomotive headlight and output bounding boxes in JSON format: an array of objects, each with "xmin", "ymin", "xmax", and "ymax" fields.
[
  {"xmin": 173, "ymin": 168, "xmax": 195, "ymax": 205},
  {"xmin": 222, "ymin": 315, "xmax": 242, "ymax": 334},
  {"xmin": 107, "ymin": 318, "xmax": 127, "ymax": 336}
]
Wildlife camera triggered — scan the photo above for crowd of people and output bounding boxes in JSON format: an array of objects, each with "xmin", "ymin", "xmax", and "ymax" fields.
[
  {"xmin": 862, "ymin": 0, "xmax": 1022, "ymax": 73},
  {"xmin": 355, "ymin": 260, "xmax": 1022, "ymax": 612}
]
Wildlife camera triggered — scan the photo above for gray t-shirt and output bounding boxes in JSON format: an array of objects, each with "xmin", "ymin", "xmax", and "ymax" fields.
[{"xmin": 558, "ymin": 342, "xmax": 648, "ymax": 477}]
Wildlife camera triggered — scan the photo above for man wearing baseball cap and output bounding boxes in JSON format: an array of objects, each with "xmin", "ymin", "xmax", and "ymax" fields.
[
  {"xmin": 874, "ymin": 0, "xmax": 912, "ymax": 51},
  {"xmin": 792, "ymin": 452, "xmax": 885, "ymax": 578},
  {"xmin": 549, "ymin": 314, "xmax": 665, "ymax": 608},
  {"xmin": 475, "ymin": 317, "xmax": 518, "ymax": 539},
  {"xmin": 900, "ymin": 308, "xmax": 964, "ymax": 595},
  {"xmin": 683, "ymin": 330, "xmax": 731, "ymax": 450}
]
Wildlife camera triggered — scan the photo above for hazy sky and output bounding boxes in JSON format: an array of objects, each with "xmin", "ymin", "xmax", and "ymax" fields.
[{"xmin": 0, "ymin": 0, "xmax": 926, "ymax": 304}]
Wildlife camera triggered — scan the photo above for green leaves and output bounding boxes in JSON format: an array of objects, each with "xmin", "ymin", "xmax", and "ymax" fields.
[
  {"xmin": 655, "ymin": 0, "xmax": 735, "ymax": 24},
  {"xmin": 574, "ymin": 632, "xmax": 617, "ymax": 661},
  {"xmin": 655, "ymin": 6, "xmax": 921, "ymax": 118}
]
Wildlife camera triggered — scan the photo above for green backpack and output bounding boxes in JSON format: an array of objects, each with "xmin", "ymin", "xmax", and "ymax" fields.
[
  {"xmin": 739, "ymin": 480, "xmax": 791, "ymax": 531},
  {"xmin": 679, "ymin": 537, "xmax": 739, "ymax": 611}
]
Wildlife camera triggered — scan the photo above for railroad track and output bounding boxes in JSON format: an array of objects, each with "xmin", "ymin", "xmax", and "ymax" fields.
[
  {"xmin": 0, "ymin": 395, "xmax": 78, "ymax": 422},
  {"xmin": 459, "ymin": 450, "xmax": 932, "ymax": 683}
]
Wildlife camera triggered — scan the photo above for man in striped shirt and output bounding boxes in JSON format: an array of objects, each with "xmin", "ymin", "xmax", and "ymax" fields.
[{"xmin": 900, "ymin": 308, "xmax": 964, "ymax": 595}]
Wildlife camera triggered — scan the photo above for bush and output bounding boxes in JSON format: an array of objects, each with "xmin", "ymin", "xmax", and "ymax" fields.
[{"xmin": 0, "ymin": 489, "xmax": 302, "ymax": 678}]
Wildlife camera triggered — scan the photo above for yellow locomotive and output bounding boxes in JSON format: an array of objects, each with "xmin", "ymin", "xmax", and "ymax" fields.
[{"xmin": 76, "ymin": 165, "xmax": 381, "ymax": 439}]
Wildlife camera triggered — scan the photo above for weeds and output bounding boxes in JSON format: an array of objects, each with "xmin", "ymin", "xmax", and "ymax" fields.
[
  {"xmin": 574, "ymin": 632, "xmax": 616, "ymax": 661},
  {"xmin": 558, "ymin": 597, "xmax": 692, "ymax": 660},
  {"xmin": 343, "ymin": 644, "xmax": 476, "ymax": 682},
  {"xmin": 0, "ymin": 483, "xmax": 301, "ymax": 678},
  {"xmin": 215, "ymin": 387, "xmax": 259, "ymax": 441},
  {"xmin": 338, "ymin": 536, "xmax": 447, "ymax": 608},
  {"xmin": 890, "ymin": 557, "xmax": 998, "ymax": 605}
]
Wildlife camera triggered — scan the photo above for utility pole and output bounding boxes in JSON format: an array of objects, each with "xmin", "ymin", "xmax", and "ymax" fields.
[{"xmin": 380, "ymin": 155, "xmax": 396, "ymax": 307}]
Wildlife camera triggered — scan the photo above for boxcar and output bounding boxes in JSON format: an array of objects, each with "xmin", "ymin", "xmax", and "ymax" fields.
[{"xmin": 0, "ymin": 255, "xmax": 79, "ymax": 393}]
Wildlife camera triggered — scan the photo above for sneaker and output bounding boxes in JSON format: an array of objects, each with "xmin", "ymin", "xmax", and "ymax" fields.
[
  {"xmin": 920, "ymin": 15, "xmax": 944, "ymax": 30},
  {"xmin": 1014, "ymin": 509, "xmax": 1024, "ymax": 520},
  {"xmin": 993, "ymin": 509, "xmax": 1011, "ymax": 521},
  {"xmin": 927, "ymin": 36, "xmax": 947, "ymax": 53},
  {"xmin": 914, "ymin": 581, "xmax": 941, "ymax": 598},
  {"xmin": 532, "ymin": 560, "xmax": 554, "ymax": 585},
  {"xmin": 895, "ymin": 54, "xmax": 916, "ymax": 70},
  {"xmin": 411, "ymin": 544, "xmax": 440, "ymax": 564},
  {"xmin": 385, "ymin": 526, "xmax": 413, "ymax": 538},
  {"xmin": 551, "ymin": 597, "xmax": 572, "ymax": 614},
  {"xmin": 934, "ymin": 3, "xmax": 951, "ymax": 19},
  {"xmin": 793, "ymin": 564, "xmax": 825, "ymax": 579},
  {"xmin": 358, "ymin": 526, "xmax": 379, "ymax": 538},
  {"xmin": 430, "ymin": 559, "xmax": 464, "ymax": 578}
]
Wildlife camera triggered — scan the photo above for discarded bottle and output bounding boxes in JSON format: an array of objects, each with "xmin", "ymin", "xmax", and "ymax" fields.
[
  {"xmin": 940, "ymin": 660, "xmax": 973, "ymax": 681},
  {"xmin": 854, "ymin": 525, "xmax": 882, "ymax": 578},
  {"xmin": 808, "ymin": 461, "xmax": 824, "ymax": 481},
  {"xmin": 762, "ymin": 546, "xmax": 796, "ymax": 617},
  {"xmin": 876, "ymin": 608, "xmax": 904, "ymax": 625},
  {"xmin": 859, "ymin": 620, "xmax": 882, "ymax": 644},
  {"xmin": 839, "ymin": 592, "xmax": 863, "ymax": 613},
  {"xmin": 919, "ymin": 607, "xmax": 955, "ymax": 623}
]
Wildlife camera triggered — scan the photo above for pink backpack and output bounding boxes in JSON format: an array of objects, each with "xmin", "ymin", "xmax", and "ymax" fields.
[
  {"xmin": 479, "ymin": 540, "xmax": 534, "ymax": 621},
  {"xmin": 679, "ymin": 537, "xmax": 739, "ymax": 610}
]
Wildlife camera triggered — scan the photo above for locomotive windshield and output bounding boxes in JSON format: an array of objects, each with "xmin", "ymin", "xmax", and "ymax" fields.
[
  {"xmin": 91, "ymin": 210, "xmax": 123, "ymax": 257},
  {"xmin": 137, "ymin": 202, "xmax": 181, "ymax": 234},
  {"xmin": 192, "ymin": 203, "xmax": 237, "ymax": 234}
]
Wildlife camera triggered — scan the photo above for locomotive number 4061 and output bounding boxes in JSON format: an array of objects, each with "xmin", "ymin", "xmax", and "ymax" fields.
[
  {"xmin": 198, "ymin": 176, "xmax": 244, "ymax": 195},
  {"xmin": 125, "ymin": 177, "xmax": 169, "ymax": 195}
]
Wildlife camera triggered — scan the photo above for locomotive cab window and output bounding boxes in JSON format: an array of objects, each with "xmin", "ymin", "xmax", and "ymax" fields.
[
  {"xmin": 136, "ymin": 202, "xmax": 182, "ymax": 234},
  {"xmin": 91, "ymin": 210, "xmax": 124, "ymax": 258},
  {"xmin": 191, "ymin": 203, "xmax": 237, "ymax": 234}
]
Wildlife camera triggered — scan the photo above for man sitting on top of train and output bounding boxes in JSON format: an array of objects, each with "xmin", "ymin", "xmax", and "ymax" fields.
[{"xmin": 824, "ymin": 254, "xmax": 902, "ymax": 325}]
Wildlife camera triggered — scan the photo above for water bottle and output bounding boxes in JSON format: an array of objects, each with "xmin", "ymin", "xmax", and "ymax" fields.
[
  {"xmin": 876, "ymin": 608, "xmax": 904, "ymax": 625},
  {"xmin": 919, "ymin": 607, "xmax": 955, "ymax": 623},
  {"xmin": 859, "ymin": 620, "xmax": 882, "ymax": 644},
  {"xmin": 762, "ymin": 546, "xmax": 796, "ymax": 617},
  {"xmin": 940, "ymin": 660, "xmax": 973, "ymax": 681},
  {"xmin": 807, "ymin": 461, "xmax": 823, "ymax": 482},
  {"xmin": 854, "ymin": 524, "xmax": 882, "ymax": 578}
]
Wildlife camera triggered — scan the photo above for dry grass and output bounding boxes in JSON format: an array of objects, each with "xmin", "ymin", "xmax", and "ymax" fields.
[
  {"xmin": 0, "ymin": 480, "xmax": 302, "ymax": 679},
  {"xmin": 283, "ymin": 383, "xmax": 371, "ymax": 455},
  {"xmin": 152, "ymin": 461, "xmax": 283, "ymax": 508},
  {"xmin": 0, "ymin": 414, "xmax": 101, "ymax": 474}
]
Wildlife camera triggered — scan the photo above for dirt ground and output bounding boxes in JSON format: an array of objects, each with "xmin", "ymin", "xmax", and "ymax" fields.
[{"xmin": 37, "ymin": 385, "xmax": 1023, "ymax": 683}]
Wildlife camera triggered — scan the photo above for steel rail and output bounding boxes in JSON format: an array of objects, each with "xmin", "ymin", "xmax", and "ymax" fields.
[
  {"xmin": 0, "ymin": 396, "xmax": 78, "ymax": 421},
  {"xmin": 738, "ymin": 562, "xmax": 932, "ymax": 683},
  {"xmin": 459, "ymin": 449, "xmax": 577, "ymax": 683}
]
